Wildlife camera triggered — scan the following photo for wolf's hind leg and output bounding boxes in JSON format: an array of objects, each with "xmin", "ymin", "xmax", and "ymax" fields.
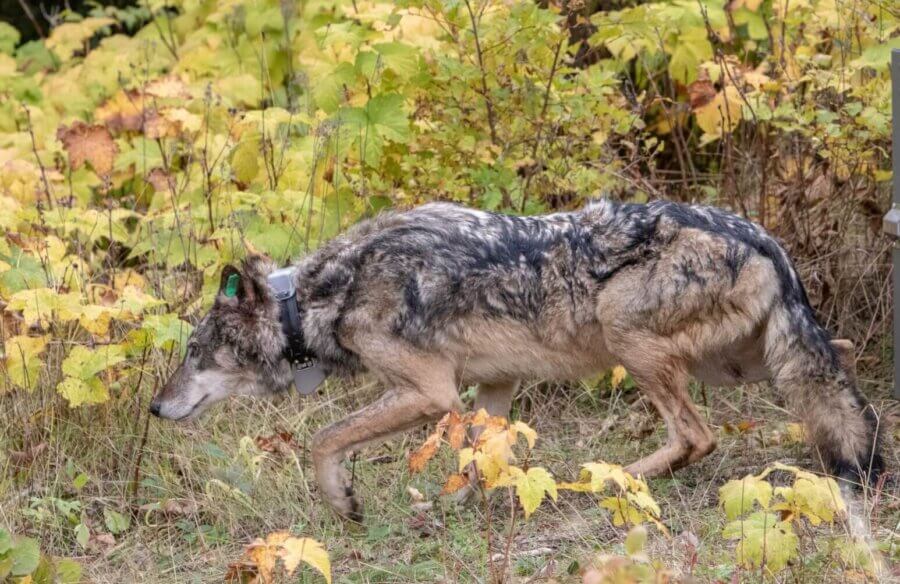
[
  {"xmin": 612, "ymin": 339, "xmax": 716, "ymax": 478},
  {"xmin": 311, "ymin": 350, "xmax": 462, "ymax": 521}
]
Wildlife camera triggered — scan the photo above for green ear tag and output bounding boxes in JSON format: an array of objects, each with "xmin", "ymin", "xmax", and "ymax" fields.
[{"xmin": 224, "ymin": 273, "xmax": 240, "ymax": 298}]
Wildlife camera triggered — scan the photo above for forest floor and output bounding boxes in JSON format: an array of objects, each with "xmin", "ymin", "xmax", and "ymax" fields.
[{"xmin": 4, "ymin": 370, "xmax": 897, "ymax": 583}]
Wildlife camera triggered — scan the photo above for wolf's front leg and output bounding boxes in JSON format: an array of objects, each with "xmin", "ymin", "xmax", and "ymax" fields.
[
  {"xmin": 311, "ymin": 350, "xmax": 463, "ymax": 521},
  {"xmin": 451, "ymin": 379, "xmax": 521, "ymax": 504}
]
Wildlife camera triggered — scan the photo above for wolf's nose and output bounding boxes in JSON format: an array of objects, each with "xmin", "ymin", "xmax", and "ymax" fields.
[{"xmin": 149, "ymin": 399, "xmax": 162, "ymax": 417}]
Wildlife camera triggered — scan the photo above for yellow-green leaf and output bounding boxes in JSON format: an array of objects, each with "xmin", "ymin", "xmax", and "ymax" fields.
[
  {"xmin": 278, "ymin": 537, "xmax": 331, "ymax": 583},
  {"xmin": 719, "ymin": 474, "xmax": 773, "ymax": 519},
  {"xmin": 3, "ymin": 335, "xmax": 49, "ymax": 391}
]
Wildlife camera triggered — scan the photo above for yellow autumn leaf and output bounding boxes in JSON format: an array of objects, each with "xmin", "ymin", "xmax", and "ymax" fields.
[
  {"xmin": 278, "ymin": 536, "xmax": 332, "ymax": 583},
  {"xmin": 246, "ymin": 531, "xmax": 290, "ymax": 584},
  {"xmin": 509, "ymin": 420, "xmax": 537, "ymax": 449},
  {"xmin": 162, "ymin": 108, "xmax": 203, "ymax": 134},
  {"xmin": 610, "ymin": 365, "xmax": 628, "ymax": 389},
  {"xmin": 57, "ymin": 377, "xmax": 109, "ymax": 407},
  {"xmin": 78, "ymin": 305, "xmax": 114, "ymax": 336},
  {"xmin": 457, "ymin": 447, "xmax": 476, "ymax": 472},
  {"xmin": 694, "ymin": 85, "xmax": 743, "ymax": 140},
  {"xmin": 785, "ymin": 422, "xmax": 806, "ymax": 444},
  {"xmin": 6, "ymin": 288, "xmax": 84, "ymax": 326},
  {"xmin": 3, "ymin": 335, "xmax": 49, "ymax": 391},
  {"xmin": 719, "ymin": 473, "xmax": 773, "ymax": 519},
  {"xmin": 46, "ymin": 17, "xmax": 116, "ymax": 61},
  {"xmin": 492, "ymin": 466, "xmax": 558, "ymax": 518}
]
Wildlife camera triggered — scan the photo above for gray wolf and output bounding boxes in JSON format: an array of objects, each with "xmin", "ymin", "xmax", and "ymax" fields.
[{"xmin": 150, "ymin": 200, "xmax": 883, "ymax": 520}]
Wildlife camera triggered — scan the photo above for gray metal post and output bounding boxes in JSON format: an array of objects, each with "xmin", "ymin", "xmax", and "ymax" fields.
[{"xmin": 884, "ymin": 50, "xmax": 900, "ymax": 398}]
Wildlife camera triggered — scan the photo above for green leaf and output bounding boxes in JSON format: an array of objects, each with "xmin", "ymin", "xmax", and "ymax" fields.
[
  {"xmin": 141, "ymin": 314, "xmax": 194, "ymax": 350},
  {"xmin": 57, "ymin": 377, "xmax": 109, "ymax": 407},
  {"xmin": 340, "ymin": 93, "xmax": 410, "ymax": 165},
  {"xmin": 719, "ymin": 474, "xmax": 773, "ymax": 519},
  {"xmin": 850, "ymin": 38, "xmax": 900, "ymax": 72},
  {"xmin": 0, "ymin": 247, "xmax": 48, "ymax": 296},
  {"xmin": 624, "ymin": 525, "xmax": 647, "ymax": 556},
  {"xmin": 365, "ymin": 93, "xmax": 410, "ymax": 143},
  {"xmin": 0, "ymin": 528, "xmax": 11, "ymax": 554},
  {"xmin": 723, "ymin": 512, "xmax": 798, "ymax": 573},
  {"xmin": 373, "ymin": 42, "xmax": 420, "ymax": 78},
  {"xmin": 313, "ymin": 62, "xmax": 356, "ymax": 113},
  {"xmin": 668, "ymin": 28, "xmax": 712, "ymax": 84},
  {"xmin": 104, "ymin": 508, "xmax": 131, "ymax": 535},
  {"xmin": 55, "ymin": 558, "xmax": 83, "ymax": 584},
  {"xmin": 72, "ymin": 473, "xmax": 89, "ymax": 490},
  {"xmin": 231, "ymin": 139, "xmax": 261, "ymax": 184},
  {"xmin": 9, "ymin": 536, "xmax": 40, "ymax": 576},
  {"xmin": 61, "ymin": 345, "xmax": 126, "ymax": 380},
  {"xmin": 0, "ymin": 22, "xmax": 20, "ymax": 55},
  {"xmin": 74, "ymin": 524, "xmax": 89, "ymax": 549}
]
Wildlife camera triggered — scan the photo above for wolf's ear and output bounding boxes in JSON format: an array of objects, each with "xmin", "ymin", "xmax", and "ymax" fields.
[
  {"xmin": 216, "ymin": 264, "xmax": 244, "ymax": 306},
  {"xmin": 239, "ymin": 254, "xmax": 276, "ymax": 304}
]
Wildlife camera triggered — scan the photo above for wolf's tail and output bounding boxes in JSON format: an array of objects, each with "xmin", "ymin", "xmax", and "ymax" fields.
[{"xmin": 764, "ymin": 297, "xmax": 883, "ymax": 486}]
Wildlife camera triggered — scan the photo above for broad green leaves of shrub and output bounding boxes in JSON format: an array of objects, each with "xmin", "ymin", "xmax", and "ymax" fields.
[
  {"xmin": 0, "ymin": 528, "xmax": 82, "ymax": 583},
  {"xmin": 718, "ymin": 463, "xmax": 869, "ymax": 577}
]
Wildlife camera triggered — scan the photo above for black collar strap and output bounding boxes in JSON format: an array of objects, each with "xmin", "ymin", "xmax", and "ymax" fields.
[{"xmin": 266, "ymin": 267, "xmax": 328, "ymax": 395}]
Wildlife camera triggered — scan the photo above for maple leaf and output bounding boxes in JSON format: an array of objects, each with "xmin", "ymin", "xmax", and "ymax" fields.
[
  {"xmin": 508, "ymin": 420, "xmax": 537, "ymax": 448},
  {"xmin": 694, "ymin": 85, "xmax": 743, "ymax": 140},
  {"xmin": 440, "ymin": 473, "xmax": 471, "ymax": 495},
  {"xmin": 144, "ymin": 76, "xmax": 191, "ymax": 99},
  {"xmin": 240, "ymin": 532, "xmax": 330, "ymax": 584},
  {"xmin": 57, "ymin": 344, "xmax": 126, "ymax": 407},
  {"xmin": 446, "ymin": 410, "xmax": 467, "ymax": 450},
  {"xmin": 46, "ymin": 17, "xmax": 116, "ymax": 61},
  {"xmin": 3, "ymin": 335, "xmax": 49, "ymax": 391},
  {"xmin": 95, "ymin": 89, "xmax": 145, "ymax": 133},
  {"xmin": 719, "ymin": 473, "xmax": 773, "ymax": 519},
  {"xmin": 246, "ymin": 532, "xmax": 290, "ymax": 584},
  {"xmin": 278, "ymin": 537, "xmax": 331, "ymax": 583},
  {"xmin": 772, "ymin": 473, "xmax": 845, "ymax": 525},
  {"xmin": 162, "ymin": 108, "xmax": 203, "ymax": 134},
  {"xmin": 6, "ymin": 288, "xmax": 83, "ymax": 326},
  {"xmin": 723, "ymin": 511, "xmax": 799, "ymax": 573},
  {"xmin": 142, "ymin": 111, "xmax": 177, "ymax": 139},
  {"xmin": 687, "ymin": 76, "xmax": 716, "ymax": 109},
  {"xmin": 557, "ymin": 462, "xmax": 639, "ymax": 494},
  {"xmin": 491, "ymin": 466, "xmax": 558, "ymax": 518},
  {"xmin": 408, "ymin": 427, "xmax": 444, "ymax": 473},
  {"xmin": 57, "ymin": 122, "xmax": 119, "ymax": 177}
]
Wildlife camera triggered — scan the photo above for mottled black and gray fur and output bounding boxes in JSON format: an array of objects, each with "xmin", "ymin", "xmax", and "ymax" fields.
[{"xmin": 153, "ymin": 200, "xmax": 883, "ymax": 520}]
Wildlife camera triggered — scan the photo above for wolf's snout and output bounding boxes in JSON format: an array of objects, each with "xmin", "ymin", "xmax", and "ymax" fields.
[{"xmin": 149, "ymin": 398, "xmax": 162, "ymax": 417}]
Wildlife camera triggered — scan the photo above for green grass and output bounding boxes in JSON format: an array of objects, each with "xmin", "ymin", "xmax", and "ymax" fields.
[{"xmin": 2, "ymin": 375, "xmax": 897, "ymax": 582}]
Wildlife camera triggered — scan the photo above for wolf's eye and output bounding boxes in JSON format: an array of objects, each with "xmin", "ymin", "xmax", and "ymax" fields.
[{"xmin": 185, "ymin": 344, "xmax": 197, "ymax": 358}]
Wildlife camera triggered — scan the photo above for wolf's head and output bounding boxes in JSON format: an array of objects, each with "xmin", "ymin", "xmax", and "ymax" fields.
[{"xmin": 150, "ymin": 255, "xmax": 293, "ymax": 421}]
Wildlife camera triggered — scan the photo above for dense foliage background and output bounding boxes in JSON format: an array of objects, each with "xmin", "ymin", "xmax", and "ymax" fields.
[{"xmin": 0, "ymin": 0, "xmax": 897, "ymax": 581}]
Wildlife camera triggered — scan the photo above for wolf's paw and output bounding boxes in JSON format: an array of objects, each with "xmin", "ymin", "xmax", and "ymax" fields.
[
  {"xmin": 444, "ymin": 469, "xmax": 491, "ymax": 507},
  {"xmin": 333, "ymin": 484, "xmax": 364, "ymax": 523},
  {"xmin": 447, "ymin": 482, "xmax": 481, "ymax": 506}
]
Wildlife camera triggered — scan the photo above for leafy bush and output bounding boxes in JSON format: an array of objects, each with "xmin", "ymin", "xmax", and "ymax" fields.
[{"xmin": 0, "ymin": 528, "xmax": 82, "ymax": 583}]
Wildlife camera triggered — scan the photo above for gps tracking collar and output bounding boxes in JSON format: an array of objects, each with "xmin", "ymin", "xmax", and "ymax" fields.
[{"xmin": 266, "ymin": 267, "xmax": 328, "ymax": 395}]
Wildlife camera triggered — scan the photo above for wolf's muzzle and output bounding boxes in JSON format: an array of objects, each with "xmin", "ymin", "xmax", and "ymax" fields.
[{"xmin": 149, "ymin": 399, "xmax": 162, "ymax": 417}]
